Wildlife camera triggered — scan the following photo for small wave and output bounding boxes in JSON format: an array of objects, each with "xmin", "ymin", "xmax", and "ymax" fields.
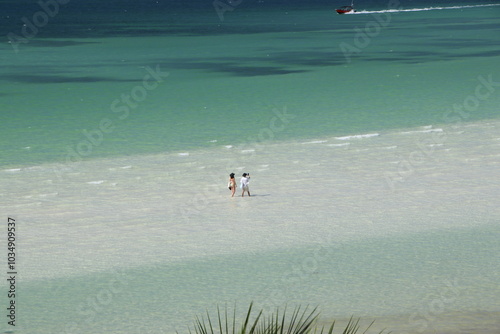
[
  {"xmin": 178, "ymin": 152, "xmax": 190, "ymax": 156},
  {"xmin": 327, "ymin": 143, "xmax": 350, "ymax": 147},
  {"xmin": 352, "ymin": 4, "xmax": 500, "ymax": 14},
  {"xmin": 301, "ymin": 140, "xmax": 328, "ymax": 144},
  {"xmin": 335, "ymin": 133, "xmax": 379, "ymax": 140},
  {"xmin": 25, "ymin": 166, "xmax": 43, "ymax": 171},
  {"xmin": 87, "ymin": 180, "xmax": 105, "ymax": 185},
  {"xmin": 38, "ymin": 192, "xmax": 59, "ymax": 198},
  {"xmin": 3, "ymin": 168, "xmax": 21, "ymax": 172},
  {"xmin": 399, "ymin": 128, "xmax": 443, "ymax": 135}
]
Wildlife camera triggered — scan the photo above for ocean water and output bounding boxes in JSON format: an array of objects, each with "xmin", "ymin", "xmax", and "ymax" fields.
[
  {"xmin": 2, "ymin": 1, "xmax": 500, "ymax": 166},
  {"xmin": 1, "ymin": 0, "xmax": 500, "ymax": 333}
]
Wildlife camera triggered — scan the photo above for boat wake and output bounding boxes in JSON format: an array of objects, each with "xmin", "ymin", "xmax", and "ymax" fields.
[{"xmin": 350, "ymin": 3, "xmax": 500, "ymax": 14}]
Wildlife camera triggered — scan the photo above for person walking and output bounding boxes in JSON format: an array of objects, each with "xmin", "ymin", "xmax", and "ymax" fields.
[
  {"xmin": 240, "ymin": 173, "xmax": 251, "ymax": 197},
  {"xmin": 228, "ymin": 173, "xmax": 236, "ymax": 197}
]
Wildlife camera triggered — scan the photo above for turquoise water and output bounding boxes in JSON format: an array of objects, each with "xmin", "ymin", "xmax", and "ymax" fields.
[{"xmin": 2, "ymin": 3, "xmax": 500, "ymax": 166}]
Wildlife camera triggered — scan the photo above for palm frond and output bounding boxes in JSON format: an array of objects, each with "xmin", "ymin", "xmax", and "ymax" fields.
[{"xmin": 187, "ymin": 303, "xmax": 384, "ymax": 334}]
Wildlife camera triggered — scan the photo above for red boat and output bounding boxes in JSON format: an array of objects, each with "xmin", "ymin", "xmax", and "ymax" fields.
[{"xmin": 336, "ymin": 4, "xmax": 355, "ymax": 14}]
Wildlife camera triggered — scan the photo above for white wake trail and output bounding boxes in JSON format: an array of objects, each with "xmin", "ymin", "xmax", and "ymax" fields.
[{"xmin": 350, "ymin": 3, "xmax": 500, "ymax": 14}]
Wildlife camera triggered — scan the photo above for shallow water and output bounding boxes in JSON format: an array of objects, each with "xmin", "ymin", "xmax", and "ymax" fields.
[{"xmin": 2, "ymin": 118, "xmax": 500, "ymax": 332}]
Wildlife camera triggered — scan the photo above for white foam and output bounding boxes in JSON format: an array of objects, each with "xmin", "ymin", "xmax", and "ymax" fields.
[
  {"xmin": 241, "ymin": 149, "xmax": 255, "ymax": 153},
  {"xmin": 301, "ymin": 140, "xmax": 328, "ymax": 144},
  {"xmin": 352, "ymin": 4, "xmax": 500, "ymax": 15},
  {"xmin": 327, "ymin": 143, "xmax": 350, "ymax": 147},
  {"xmin": 335, "ymin": 133, "xmax": 379, "ymax": 140},
  {"xmin": 3, "ymin": 168, "xmax": 21, "ymax": 172},
  {"xmin": 25, "ymin": 166, "xmax": 43, "ymax": 171},
  {"xmin": 11, "ymin": 201, "xmax": 42, "ymax": 208},
  {"xmin": 399, "ymin": 128, "xmax": 443, "ymax": 135},
  {"xmin": 178, "ymin": 152, "xmax": 190, "ymax": 156},
  {"xmin": 464, "ymin": 123, "xmax": 496, "ymax": 128}
]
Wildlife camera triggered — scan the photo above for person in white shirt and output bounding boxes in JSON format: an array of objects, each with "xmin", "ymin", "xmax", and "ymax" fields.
[{"xmin": 240, "ymin": 173, "xmax": 251, "ymax": 197}]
